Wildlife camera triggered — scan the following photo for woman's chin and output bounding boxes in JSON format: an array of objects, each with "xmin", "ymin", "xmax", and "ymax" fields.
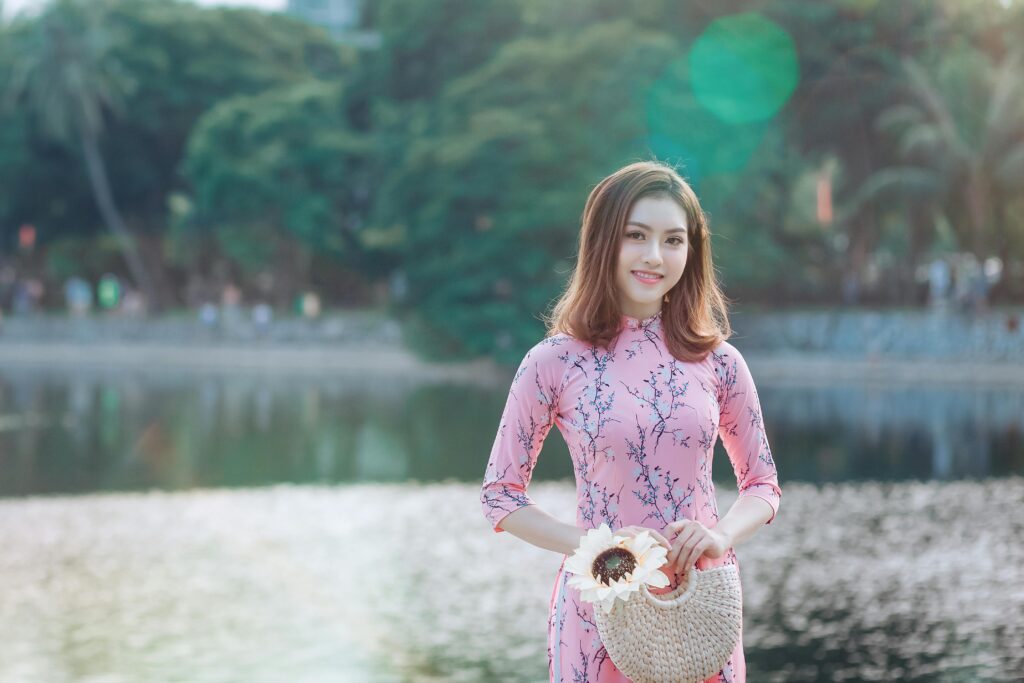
[{"xmin": 624, "ymin": 290, "xmax": 665, "ymax": 305}]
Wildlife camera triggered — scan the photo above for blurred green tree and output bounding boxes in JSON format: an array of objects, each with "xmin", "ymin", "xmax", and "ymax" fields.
[
  {"xmin": 1, "ymin": 0, "xmax": 353, "ymax": 306},
  {"xmin": 101, "ymin": 0, "xmax": 351, "ymax": 227},
  {"xmin": 874, "ymin": 46, "xmax": 1024, "ymax": 264},
  {"xmin": 181, "ymin": 79, "xmax": 377, "ymax": 304},
  {"xmin": 2, "ymin": 0, "xmax": 1022, "ymax": 326},
  {"xmin": 372, "ymin": 20, "xmax": 685, "ymax": 362},
  {"xmin": 3, "ymin": 0, "xmax": 160, "ymax": 308}
]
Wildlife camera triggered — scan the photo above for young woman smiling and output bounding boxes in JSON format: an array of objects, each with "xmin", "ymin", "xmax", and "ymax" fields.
[{"xmin": 480, "ymin": 160, "xmax": 782, "ymax": 682}]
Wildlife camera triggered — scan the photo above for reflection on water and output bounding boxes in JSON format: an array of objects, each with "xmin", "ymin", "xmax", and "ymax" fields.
[
  {"xmin": 762, "ymin": 384, "xmax": 1024, "ymax": 482},
  {"xmin": 0, "ymin": 480, "xmax": 1020, "ymax": 682},
  {"xmin": 0, "ymin": 369, "xmax": 1022, "ymax": 497}
]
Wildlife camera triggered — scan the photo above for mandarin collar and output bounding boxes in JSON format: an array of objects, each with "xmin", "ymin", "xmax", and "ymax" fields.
[{"xmin": 621, "ymin": 309, "xmax": 663, "ymax": 330}]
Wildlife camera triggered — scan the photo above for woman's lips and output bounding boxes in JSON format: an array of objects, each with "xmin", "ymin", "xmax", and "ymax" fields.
[{"xmin": 632, "ymin": 271, "xmax": 663, "ymax": 285}]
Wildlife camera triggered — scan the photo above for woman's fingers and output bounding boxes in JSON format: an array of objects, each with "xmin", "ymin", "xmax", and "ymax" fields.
[
  {"xmin": 619, "ymin": 525, "xmax": 672, "ymax": 551},
  {"xmin": 669, "ymin": 528, "xmax": 698, "ymax": 570},
  {"xmin": 664, "ymin": 520, "xmax": 684, "ymax": 565},
  {"xmin": 638, "ymin": 526, "xmax": 667, "ymax": 542},
  {"xmin": 675, "ymin": 529, "xmax": 714, "ymax": 573},
  {"xmin": 666, "ymin": 518, "xmax": 692, "ymax": 535},
  {"xmin": 680, "ymin": 537, "xmax": 711, "ymax": 573},
  {"xmin": 664, "ymin": 519, "xmax": 722, "ymax": 573},
  {"xmin": 650, "ymin": 530, "xmax": 672, "ymax": 550}
]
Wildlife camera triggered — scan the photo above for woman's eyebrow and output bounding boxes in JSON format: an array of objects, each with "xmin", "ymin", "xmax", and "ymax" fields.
[{"xmin": 627, "ymin": 221, "xmax": 687, "ymax": 234}]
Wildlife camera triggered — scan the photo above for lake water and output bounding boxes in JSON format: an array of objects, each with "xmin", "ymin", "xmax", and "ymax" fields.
[
  {"xmin": 0, "ymin": 366, "xmax": 1022, "ymax": 681},
  {"xmin": 1, "ymin": 368, "xmax": 1022, "ymax": 497}
]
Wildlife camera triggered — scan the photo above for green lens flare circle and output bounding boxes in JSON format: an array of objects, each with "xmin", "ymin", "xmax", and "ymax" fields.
[{"xmin": 689, "ymin": 12, "xmax": 798, "ymax": 124}]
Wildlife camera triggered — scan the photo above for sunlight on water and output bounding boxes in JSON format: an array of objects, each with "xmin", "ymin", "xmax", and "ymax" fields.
[{"xmin": 0, "ymin": 478, "xmax": 1020, "ymax": 682}]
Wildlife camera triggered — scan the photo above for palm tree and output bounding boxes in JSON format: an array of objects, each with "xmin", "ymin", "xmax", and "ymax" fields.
[
  {"xmin": 4, "ymin": 0, "xmax": 160, "ymax": 311},
  {"xmin": 872, "ymin": 46, "xmax": 1024, "ymax": 260},
  {"xmin": 820, "ymin": 162, "xmax": 943, "ymax": 306}
]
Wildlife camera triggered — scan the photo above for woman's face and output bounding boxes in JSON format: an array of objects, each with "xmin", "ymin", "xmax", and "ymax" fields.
[{"xmin": 614, "ymin": 195, "xmax": 689, "ymax": 318}]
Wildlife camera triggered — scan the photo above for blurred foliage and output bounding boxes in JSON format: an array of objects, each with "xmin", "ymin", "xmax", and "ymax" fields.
[
  {"xmin": 4, "ymin": 0, "xmax": 166, "ymax": 308},
  {"xmin": 1, "ymin": 0, "xmax": 353, "ymax": 237},
  {"xmin": 181, "ymin": 80, "xmax": 376, "ymax": 271},
  {"xmin": 1, "ymin": 0, "xmax": 1023, "ymax": 359},
  {"xmin": 374, "ymin": 19, "xmax": 683, "ymax": 362}
]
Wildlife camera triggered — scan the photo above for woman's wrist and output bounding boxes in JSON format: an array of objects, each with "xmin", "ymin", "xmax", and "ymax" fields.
[
  {"xmin": 714, "ymin": 525, "xmax": 735, "ymax": 549},
  {"xmin": 563, "ymin": 526, "xmax": 587, "ymax": 556},
  {"xmin": 499, "ymin": 506, "xmax": 590, "ymax": 557}
]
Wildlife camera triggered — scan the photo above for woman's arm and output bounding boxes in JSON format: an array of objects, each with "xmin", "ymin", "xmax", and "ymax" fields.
[
  {"xmin": 657, "ymin": 343, "xmax": 782, "ymax": 573},
  {"xmin": 497, "ymin": 505, "xmax": 587, "ymax": 556},
  {"xmin": 480, "ymin": 339, "xmax": 569, "ymax": 537},
  {"xmin": 716, "ymin": 344, "xmax": 782, "ymax": 525},
  {"xmin": 713, "ymin": 495, "xmax": 774, "ymax": 547}
]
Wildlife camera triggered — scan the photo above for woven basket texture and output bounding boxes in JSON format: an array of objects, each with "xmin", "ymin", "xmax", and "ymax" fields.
[{"xmin": 594, "ymin": 564, "xmax": 742, "ymax": 683}]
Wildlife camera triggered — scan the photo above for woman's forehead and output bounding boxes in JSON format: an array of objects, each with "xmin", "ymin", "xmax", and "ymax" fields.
[{"xmin": 627, "ymin": 196, "xmax": 688, "ymax": 231}]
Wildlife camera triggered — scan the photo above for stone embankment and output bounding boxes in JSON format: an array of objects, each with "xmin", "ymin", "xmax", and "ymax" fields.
[{"xmin": 0, "ymin": 307, "xmax": 1021, "ymax": 386}]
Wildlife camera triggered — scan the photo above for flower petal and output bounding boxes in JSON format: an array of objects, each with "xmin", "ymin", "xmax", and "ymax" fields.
[
  {"xmin": 630, "ymin": 530, "xmax": 655, "ymax": 553},
  {"xmin": 641, "ymin": 548, "xmax": 668, "ymax": 570},
  {"xmin": 567, "ymin": 575, "xmax": 598, "ymax": 590},
  {"xmin": 644, "ymin": 571, "xmax": 670, "ymax": 588},
  {"xmin": 564, "ymin": 553, "xmax": 594, "ymax": 576}
]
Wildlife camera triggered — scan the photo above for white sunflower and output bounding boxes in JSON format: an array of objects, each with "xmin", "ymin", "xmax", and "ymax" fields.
[{"xmin": 564, "ymin": 523, "xmax": 670, "ymax": 614}]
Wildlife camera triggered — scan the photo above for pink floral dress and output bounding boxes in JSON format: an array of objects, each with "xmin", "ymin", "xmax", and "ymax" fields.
[{"xmin": 480, "ymin": 310, "xmax": 782, "ymax": 682}]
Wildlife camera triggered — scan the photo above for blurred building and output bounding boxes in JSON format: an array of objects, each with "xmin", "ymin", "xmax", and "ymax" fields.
[{"xmin": 287, "ymin": 0, "xmax": 381, "ymax": 48}]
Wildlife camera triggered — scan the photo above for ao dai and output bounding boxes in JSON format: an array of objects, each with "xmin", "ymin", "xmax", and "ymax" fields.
[{"xmin": 480, "ymin": 310, "xmax": 781, "ymax": 682}]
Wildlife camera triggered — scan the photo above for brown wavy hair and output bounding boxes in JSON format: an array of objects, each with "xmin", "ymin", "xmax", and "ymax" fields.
[{"xmin": 543, "ymin": 160, "xmax": 733, "ymax": 362}]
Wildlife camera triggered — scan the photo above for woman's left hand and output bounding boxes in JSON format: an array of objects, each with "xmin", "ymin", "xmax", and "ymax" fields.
[{"xmin": 665, "ymin": 519, "xmax": 732, "ymax": 574}]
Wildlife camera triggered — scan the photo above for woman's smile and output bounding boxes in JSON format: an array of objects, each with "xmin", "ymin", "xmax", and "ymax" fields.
[{"xmin": 631, "ymin": 270, "xmax": 664, "ymax": 285}]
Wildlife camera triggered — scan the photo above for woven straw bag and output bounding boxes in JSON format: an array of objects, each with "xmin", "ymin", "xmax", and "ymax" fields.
[{"xmin": 593, "ymin": 563, "xmax": 742, "ymax": 683}]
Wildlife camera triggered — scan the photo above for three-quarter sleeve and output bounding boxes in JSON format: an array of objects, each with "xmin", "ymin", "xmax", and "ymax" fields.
[
  {"xmin": 715, "ymin": 342, "xmax": 782, "ymax": 524},
  {"xmin": 480, "ymin": 338, "xmax": 565, "ymax": 533}
]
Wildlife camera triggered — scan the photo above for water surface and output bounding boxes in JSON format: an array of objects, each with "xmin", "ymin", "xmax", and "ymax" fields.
[
  {"xmin": 0, "ymin": 367, "xmax": 1022, "ymax": 681},
  {"xmin": 0, "ymin": 480, "xmax": 1020, "ymax": 682},
  {"xmin": 1, "ymin": 369, "xmax": 1022, "ymax": 497}
]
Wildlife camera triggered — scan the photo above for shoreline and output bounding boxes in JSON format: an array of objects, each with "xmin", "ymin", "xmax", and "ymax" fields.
[{"xmin": 0, "ymin": 342, "xmax": 1022, "ymax": 387}]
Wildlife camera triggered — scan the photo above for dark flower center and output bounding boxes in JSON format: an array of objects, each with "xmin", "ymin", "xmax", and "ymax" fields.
[{"xmin": 592, "ymin": 547, "xmax": 637, "ymax": 585}]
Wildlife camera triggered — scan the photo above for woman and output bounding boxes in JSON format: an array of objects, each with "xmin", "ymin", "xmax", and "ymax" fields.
[{"xmin": 479, "ymin": 160, "xmax": 782, "ymax": 682}]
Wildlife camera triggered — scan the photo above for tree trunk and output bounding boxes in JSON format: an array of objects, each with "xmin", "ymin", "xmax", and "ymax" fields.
[
  {"xmin": 80, "ymin": 129, "xmax": 162, "ymax": 313},
  {"xmin": 136, "ymin": 229, "xmax": 177, "ymax": 309}
]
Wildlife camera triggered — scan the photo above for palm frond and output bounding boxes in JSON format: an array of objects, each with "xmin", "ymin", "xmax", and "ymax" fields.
[
  {"xmin": 982, "ymin": 47, "xmax": 1024, "ymax": 160},
  {"xmin": 875, "ymin": 104, "xmax": 925, "ymax": 135},
  {"xmin": 3, "ymin": 0, "xmax": 128, "ymax": 144},
  {"xmin": 901, "ymin": 56, "xmax": 972, "ymax": 164},
  {"xmin": 898, "ymin": 123, "xmax": 944, "ymax": 160}
]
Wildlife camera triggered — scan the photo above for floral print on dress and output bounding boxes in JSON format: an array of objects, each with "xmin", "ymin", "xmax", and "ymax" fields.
[{"xmin": 481, "ymin": 310, "xmax": 781, "ymax": 682}]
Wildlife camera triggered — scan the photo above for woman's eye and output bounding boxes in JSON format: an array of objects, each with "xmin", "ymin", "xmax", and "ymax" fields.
[{"xmin": 625, "ymin": 232, "xmax": 685, "ymax": 245}]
